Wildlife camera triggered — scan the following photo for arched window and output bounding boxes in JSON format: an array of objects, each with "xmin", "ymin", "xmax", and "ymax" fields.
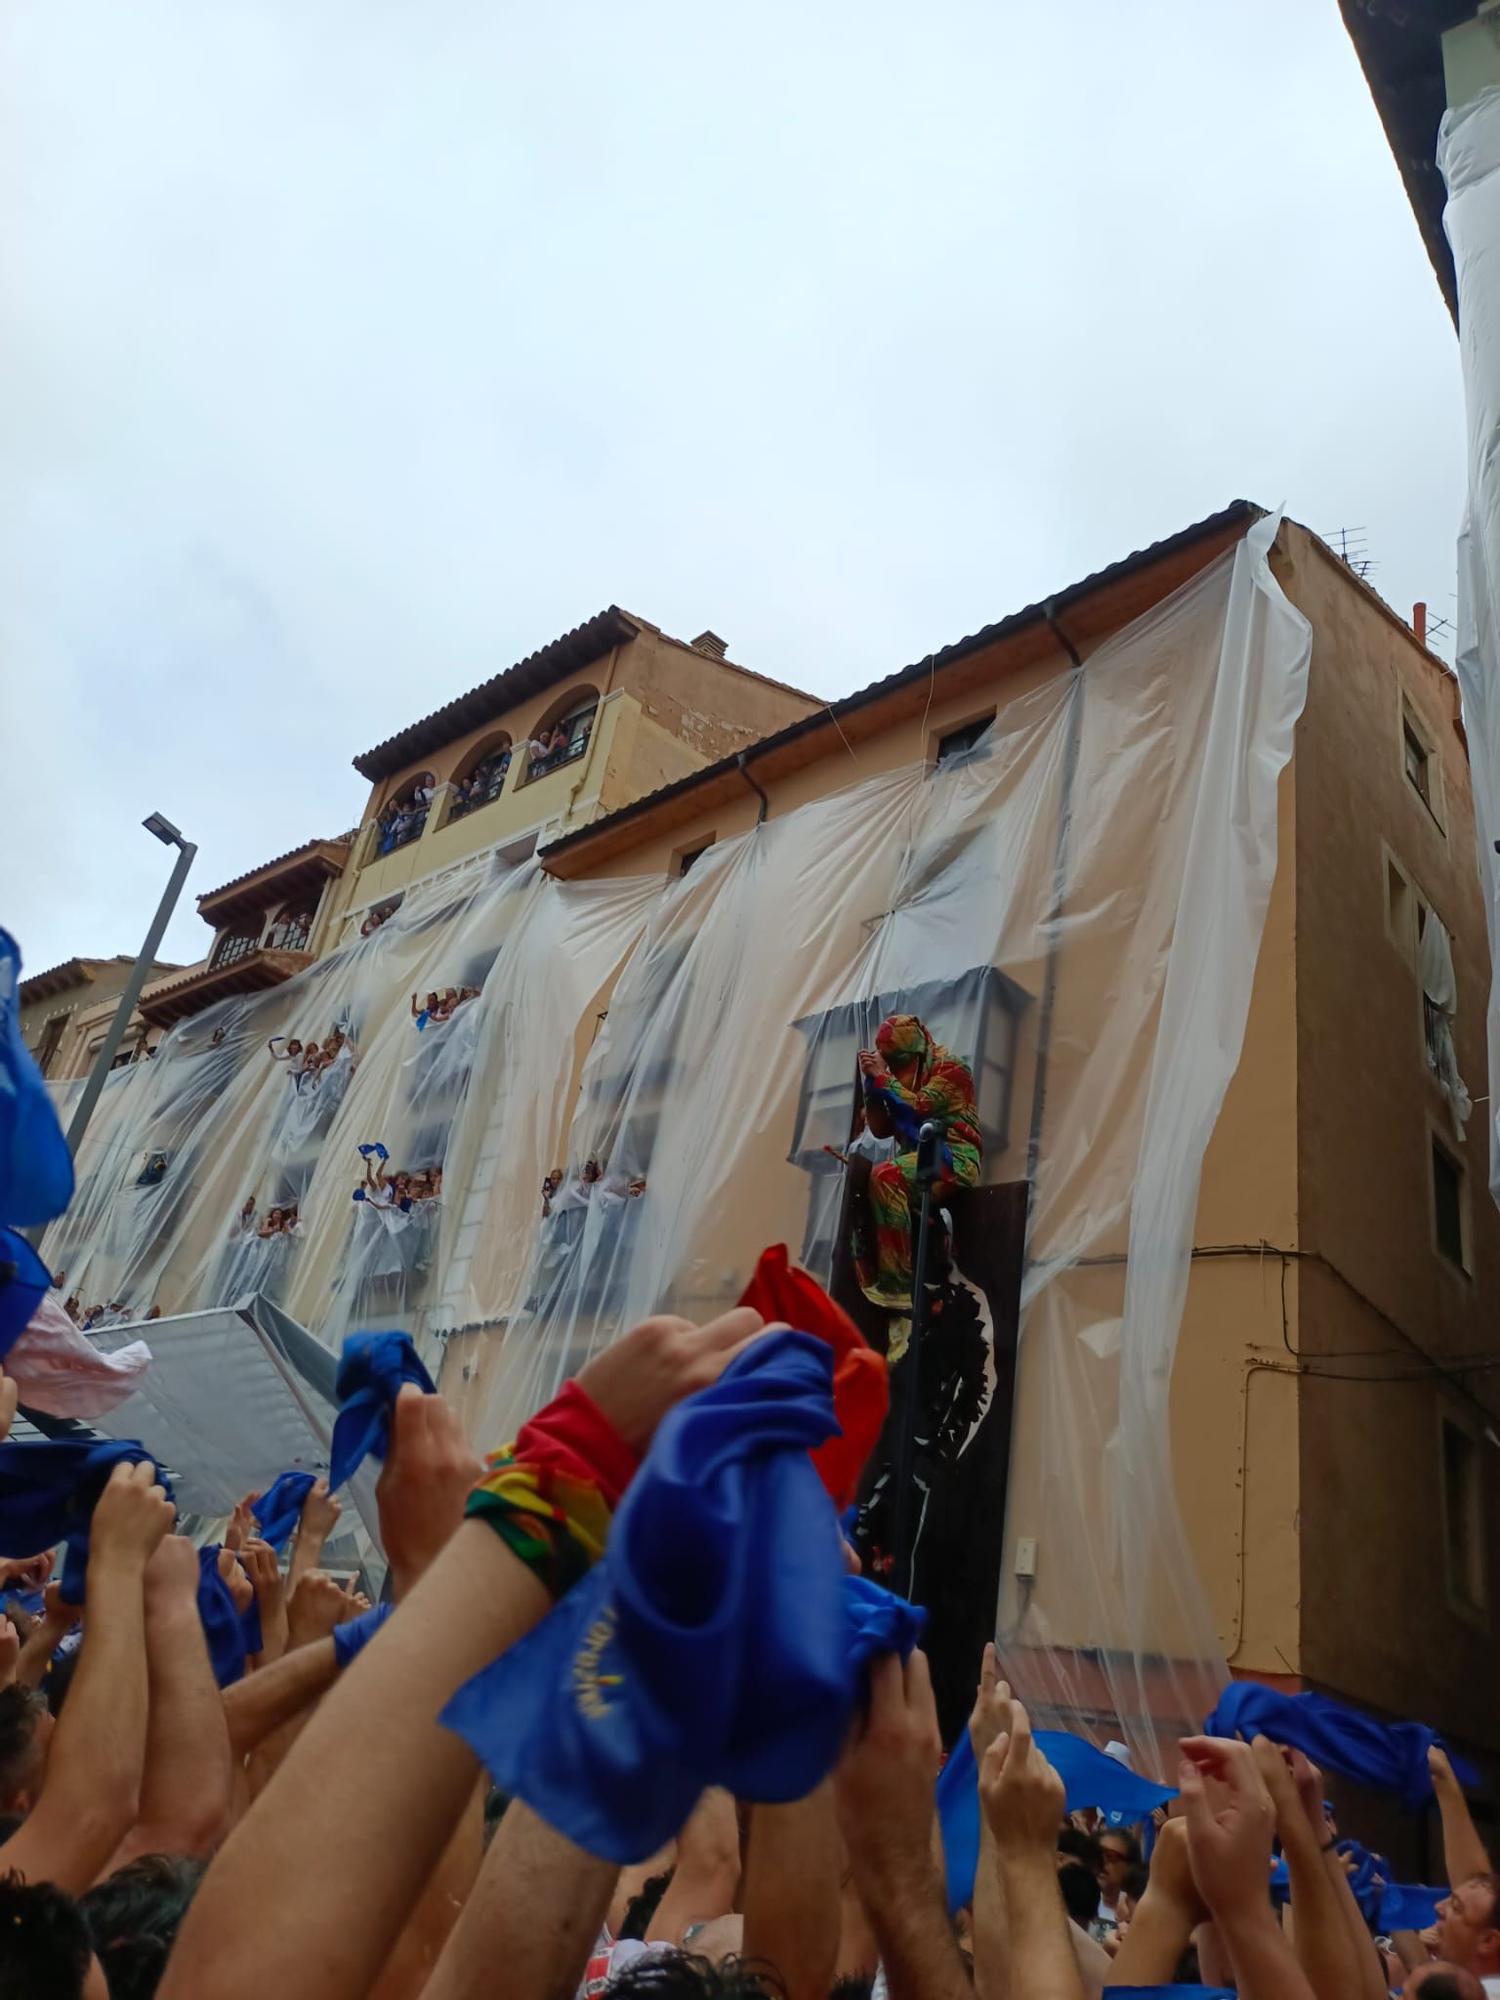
[
  {"xmin": 520, "ymin": 686, "xmax": 600, "ymax": 785},
  {"xmin": 265, "ymin": 902, "xmax": 317, "ymax": 953},
  {"xmin": 377, "ymin": 772, "xmax": 436, "ymax": 854},
  {"xmin": 449, "ymin": 734, "xmax": 514, "ymax": 821}
]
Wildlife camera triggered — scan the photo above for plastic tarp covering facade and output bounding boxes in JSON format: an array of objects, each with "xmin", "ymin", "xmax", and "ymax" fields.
[
  {"xmin": 1443, "ymin": 86, "xmax": 1500, "ymax": 1196},
  {"xmin": 39, "ymin": 521, "xmax": 1309, "ymax": 1758}
]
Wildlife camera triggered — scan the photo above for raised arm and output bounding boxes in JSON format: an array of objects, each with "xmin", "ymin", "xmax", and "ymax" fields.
[
  {"xmin": 420, "ymin": 1798, "xmax": 618, "ymax": 2000},
  {"xmin": 1106, "ymin": 1818, "xmax": 1205, "ymax": 1985},
  {"xmin": 162, "ymin": 1307, "xmax": 768, "ymax": 2000},
  {"xmin": 741, "ymin": 1782, "xmax": 839, "ymax": 2000},
  {"xmin": 114, "ymin": 1534, "xmax": 234, "ymax": 1864},
  {"xmin": 222, "ymin": 1634, "xmax": 340, "ymax": 1761},
  {"xmin": 1178, "ymin": 1735, "xmax": 1317, "ymax": 2000},
  {"xmin": 15, "ymin": 1583, "xmax": 78, "ymax": 1690},
  {"xmin": 0, "ymin": 1461, "xmax": 173, "ymax": 1891},
  {"xmin": 647, "ymin": 1786, "xmax": 741, "ymax": 1946},
  {"xmin": 835, "ymin": 1650, "xmax": 970, "ymax": 2000},
  {"xmin": 1431, "ymin": 1745, "xmax": 1493, "ymax": 1887},
  {"xmin": 978, "ymin": 1702, "xmax": 1084, "ymax": 2000},
  {"xmin": 967, "ymin": 1644, "xmax": 1016, "ymax": 2000}
]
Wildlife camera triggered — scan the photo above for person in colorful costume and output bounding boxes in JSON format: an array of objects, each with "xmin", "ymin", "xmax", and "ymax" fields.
[{"xmin": 851, "ymin": 1013, "xmax": 982, "ymax": 1314}]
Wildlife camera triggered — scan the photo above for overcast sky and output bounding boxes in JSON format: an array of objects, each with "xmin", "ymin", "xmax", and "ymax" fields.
[{"xmin": 1, "ymin": 0, "xmax": 1466, "ymax": 973}]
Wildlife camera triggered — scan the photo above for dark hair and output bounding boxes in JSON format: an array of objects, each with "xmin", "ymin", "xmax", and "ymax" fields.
[
  {"xmin": 828, "ymin": 1980, "xmax": 873, "ymax": 2000},
  {"xmin": 1099, "ymin": 1827, "xmax": 1142, "ymax": 1867},
  {"xmin": 0, "ymin": 1872, "xmax": 95, "ymax": 1998},
  {"xmin": 1416, "ymin": 1976, "xmax": 1481, "ymax": 2000},
  {"xmin": 619, "ymin": 1866, "xmax": 675, "ymax": 1941},
  {"xmin": 603, "ymin": 1957, "xmax": 786, "ymax": 2000},
  {"xmin": 1056, "ymin": 1825, "xmax": 1103, "ymax": 1871},
  {"xmin": 0, "ymin": 1686, "xmax": 47, "ymax": 1807},
  {"xmin": 1057, "ymin": 1861, "xmax": 1101, "ymax": 1925},
  {"xmin": 82, "ymin": 1854, "xmax": 205, "ymax": 2000},
  {"xmin": 1121, "ymin": 1863, "xmax": 1150, "ymax": 1905}
]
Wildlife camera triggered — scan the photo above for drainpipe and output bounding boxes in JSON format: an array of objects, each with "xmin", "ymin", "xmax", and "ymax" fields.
[
  {"xmin": 1022, "ymin": 602, "xmax": 1086, "ymax": 1197},
  {"xmin": 736, "ymin": 749, "xmax": 769, "ymax": 824}
]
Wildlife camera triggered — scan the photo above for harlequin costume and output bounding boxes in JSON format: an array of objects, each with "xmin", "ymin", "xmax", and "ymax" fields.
[{"xmin": 853, "ymin": 1013, "xmax": 982, "ymax": 1310}]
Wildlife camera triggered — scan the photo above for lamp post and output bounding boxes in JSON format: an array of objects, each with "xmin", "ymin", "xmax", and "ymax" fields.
[{"xmin": 64, "ymin": 814, "xmax": 197, "ymax": 1159}]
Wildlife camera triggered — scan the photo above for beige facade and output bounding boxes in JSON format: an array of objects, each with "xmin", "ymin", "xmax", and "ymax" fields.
[
  {"xmin": 331, "ymin": 607, "xmax": 817, "ymax": 941},
  {"xmin": 537, "ymin": 516, "xmax": 1500, "ymax": 1805},
  {"xmin": 19, "ymin": 956, "xmax": 183, "ymax": 1081}
]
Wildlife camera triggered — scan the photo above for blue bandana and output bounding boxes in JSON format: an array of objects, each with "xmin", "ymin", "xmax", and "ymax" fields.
[
  {"xmin": 332, "ymin": 1600, "xmax": 392, "ymax": 1669},
  {"xmin": 1204, "ymin": 1682, "xmax": 1476, "ymax": 1810},
  {"xmin": 328, "ymin": 1332, "xmax": 434, "ymax": 1490},
  {"xmin": 0, "ymin": 1439, "xmax": 171, "ymax": 1600},
  {"xmin": 442, "ymin": 1331, "xmax": 903, "ymax": 1862},
  {"xmin": 1379, "ymin": 1882, "xmax": 1445, "ymax": 1933},
  {"xmin": 0, "ymin": 931, "xmax": 74, "ymax": 1230},
  {"xmin": 0, "ymin": 1227, "xmax": 52, "ymax": 1362},
  {"xmin": 937, "ymin": 1725, "xmax": 1175, "ymax": 1914},
  {"xmin": 197, "ymin": 1546, "xmax": 249, "ymax": 1687},
  {"xmin": 252, "ymin": 1471, "xmax": 318, "ymax": 1553}
]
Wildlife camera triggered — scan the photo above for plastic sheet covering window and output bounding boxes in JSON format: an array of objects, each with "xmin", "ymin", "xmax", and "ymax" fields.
[
  {"xmin": 1442, "ymin": 88, "xmax": 1500, "ymax": 1198},
  {"xmin": 42, "ymin": 520, "xmax": 1308, "ymax": 1762}
]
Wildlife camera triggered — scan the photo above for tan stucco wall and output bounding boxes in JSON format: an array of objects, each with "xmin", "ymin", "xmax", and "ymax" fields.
[
  {"xmin": 1280, "ymin": 523, "xmax": 1500, "ymax": 1757},
  {"xmin": 21, "ymin": 961, "xmax": 179, "ymax": 1079}
]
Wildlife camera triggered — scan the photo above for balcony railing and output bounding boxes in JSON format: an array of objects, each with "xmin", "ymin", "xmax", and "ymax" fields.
[
  {"xmin": 378, "ymin": 806, "xmax": 429, "ymax": 855},
  {"xmin": 265, "ymin": 915, "xmax": 313, "ymax": 953},
  {"xmin": 212, "ymin": 932, "xmax": 261, "ymax": 970},
  {"xmin": 448, "ymin": 757, "xmax": 512, "ymax": 822},
  {"xmin": 518, "ymin": 725, "xmax": 592, "ymax": 790}
]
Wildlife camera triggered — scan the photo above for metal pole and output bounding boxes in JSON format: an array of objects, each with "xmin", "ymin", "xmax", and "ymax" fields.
[
  {"xmin": 889, "ymin": 1118, "xmax": 943, "ymax": 1598},
  {"xmin": 64, "ymin": 837, "xmax": 196, "ymax": 1159}
]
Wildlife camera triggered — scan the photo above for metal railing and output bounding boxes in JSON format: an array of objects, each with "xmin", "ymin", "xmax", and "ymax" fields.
[
  {"xmin": 211, "ymin": 931, "xmax": 261, "ymax": 969},
  {"xmin": 517, "ymin": 726, "xmax": 592, "ymax": 789}
]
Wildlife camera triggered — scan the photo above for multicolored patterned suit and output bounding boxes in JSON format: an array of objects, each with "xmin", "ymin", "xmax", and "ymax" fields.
[{"xmin": 853, "ymin": 1014, "xmax": 982, "ymax": 1309}]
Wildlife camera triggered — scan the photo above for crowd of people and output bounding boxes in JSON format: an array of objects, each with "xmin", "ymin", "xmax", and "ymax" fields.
[
  {"xmin": 377, "ymin": 783, "xmax": 435, "ymax": 855},
  {"xmin": 0, "ymin": 1278, "xmax": 1486, "ymax": 2000},
  {"xmin": 450, "ymin": 750, "xmax": 512, "ymax": 817},
  {"xmin": 410, "ymin": 988, "xmax": 480, "ymax": 1030},
  {"xmin": 0, "ymin": 1296, "xmax": 1496, "ymax": 2000},
  {"xmin": 525, "ymin": 715, "xmax": 590, "ymax": 779},
  {"xmin": 268, "ymin": 1025, "xmax": 356, "ymax": 1092},
  {"xmin": 353, "ymin": 1142, "xmax": 444, "ymax": 1213},
  {"xmin": 58, "ymin": 1295, "xmax": 162, "ymax": 1330},
  {"xmin": 541, "ymin": 1159, "xmax": 649, "ymax": 1217},
  {"xmin": 233, "ymin": 1196, "xmax": 302, "ymax": 1241}
]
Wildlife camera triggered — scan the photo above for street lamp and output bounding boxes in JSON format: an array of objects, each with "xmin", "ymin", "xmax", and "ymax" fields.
[{"xmin": 64, "ymin": 814, "xmax": 197, "ymax": 1158}]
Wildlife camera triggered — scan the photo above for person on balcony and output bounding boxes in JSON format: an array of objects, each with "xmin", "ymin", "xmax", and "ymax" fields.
[{"xmin": 850, "ymin": 1012, "xmax": 983, "ymax": 1322}]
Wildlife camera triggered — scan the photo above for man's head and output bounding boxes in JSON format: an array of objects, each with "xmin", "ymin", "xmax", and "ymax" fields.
[
  {"xmin": 1405, "ymin": 1964, "xmax": 1487, "ymax": 2000},
  {"xmin": 81, "ymin": 1854, "xmax": 205, "ymax": 2000},
  {"xmin": 0, "ymin": 1685, "xmax": 53, "ymax": 1812},
  {"xmin": 1099, "ymin": 1827, "xmax": 1142, "ymax": 1897},
  {"xmin": 1057, "ymin": 1860, "xmax": 1101, "ymax": 1927},
  {"xmin": 602, "ymin": 1955, "xmax": 784, "ymax": 2000},
  {"xmin": 0, "ymin": 1873, "xmax": 106, "ymax": 1999},
  {"xmin": 1435, "ymin": 1876, "xmax": 1500, "ymax": 1975},
  {"xmin": 1056, "ymin": 1824, "xmax": 1103, "ymax": 1874}
]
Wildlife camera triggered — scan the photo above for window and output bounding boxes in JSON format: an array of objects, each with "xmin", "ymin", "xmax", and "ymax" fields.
[
  {"xmin": 450, "ymin": 740, "xmax": 513, "ymax": 820},
  {"xmin": 1404, "ymin": 718, "xmax": 1431, "ymax": 805},
  {"xmin": 212, "ymin": 931, "xmax": 260, "ymax": 970},
  {"xmin": 676, "ymin": 839, "xmax": 714, "ymax": 878},
  {"xmin": 1384, "ymin": 849, "xmax": 1416, "ymax": 963},
  {"xmin": 1432, "ymin": 1134, "xmax": 1470, "ymax": 1273},
  {"xmin": 1442, "ymin": 1416, "xmax": 1487, "ymax": 1616},
  {"xmin": 935, "ymin": 714, "xmax": 996, "ymax": 768},
  {"xmin": 521, "ymin": 689, "xmax": 599, "ymax": 785},
  {"xmin": 32, "ymin": 1015, "xmax": 67, "ymax": 1076}
]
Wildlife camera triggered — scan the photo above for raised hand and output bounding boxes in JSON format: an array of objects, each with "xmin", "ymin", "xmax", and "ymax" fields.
[
  {"xmin": 0, "ymin": 1617, "xmax": 20, "ymax": 1689},
  {"xmin": 240, "ymin": 1539, "xmax": 289, "ymax": 1660},
  {"xmin": 217, "ymin": 1547, "xmax": 255, "ymax": 1618},
  {"xmin": 145, "ymin": 1533, "xmax": 202, "ymax": 1603},
  {"xmin": 834, "ymin": 1649, "xmax": 943, "ymax": 1887},
  {"xmin": 967, "ymin": 1640, "xmax": 1014, "ymax": 1766},
  {"xmin": 376, "ymin": 1388, "xmax": 483, "ymax": 1594},
  {"xmin": 574, "ymin": 1306, "xmax": 772, "ymax": 1453},
  {"xmin": 225, "ymin": 1494, "xmax": 258, "ymax": 1554},
  {"xmin": 299, "ymin": 1479, "xmax": 342, "ymax": 1544},
  {"xmin": 978, "ymin": 1697, "xmax": 1065, "ymax": 1860},
  {"xmin": 1178, "ymin": 1735, "xmax": 1277, "ymax": 1923},
  {"xmin": 287, "ymin": 1570, "xmax": 355, "ymax": 1650},
  {"xmin": 92, "ymin": 1460, "xmax": 175, "ymax": 1570}
]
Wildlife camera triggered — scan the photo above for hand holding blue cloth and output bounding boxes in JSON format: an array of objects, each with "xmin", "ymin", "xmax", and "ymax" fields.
[
  {"xmin": 937, "ymin": 1724, "xmax": 1176, "ymax": 1914},
  {"xmin": 0, "ymin": 1439, "xmax": 171, "ymax": 1600},
  {"xmin": 1204, "ymin": 1682, "xmax": 1476, "ymax": 1810},
  {"xmin": 197, "ymin": 1546, "xmax": 253, "ymax": 1688},
  {"xmin": 0, "ymin": 931, "xmax": 74, "ymax": 1230},
  {"xmin": 332, "ymin": 1600, "xmax": 393, "ymax": 1669},
  {"xmin": 252, "ymin": 1471, "xmax": 318, "ymax": 1553},
  {"xmin": 328, "ymin": 1332, "xmax": 434, "ymax": 1490},
  {"xmin": 442, "ymin": 1330, "xmax": 881, "ymax": 1863}
]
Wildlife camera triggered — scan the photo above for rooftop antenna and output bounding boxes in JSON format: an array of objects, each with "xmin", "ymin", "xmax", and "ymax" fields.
[{"xmin": 1326, "ymin": 526, "xmax": 1376, "ymax": 582}]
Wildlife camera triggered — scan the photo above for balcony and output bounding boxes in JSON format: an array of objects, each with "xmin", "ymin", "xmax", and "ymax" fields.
[
  {"xmin": 517, "ymin": 723, "xmax": 593, "ymax": 790},
  {"xmin": 139, "ymin": 946, "xmax": 315, "ymax": 1029}
]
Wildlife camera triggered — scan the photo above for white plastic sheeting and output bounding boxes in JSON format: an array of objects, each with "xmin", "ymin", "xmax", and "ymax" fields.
[
  {"xmin": 1419, "ymin": 909, "xmax": 1472, "ymax": 1140},
  {"xmin": 39, "ymin": 519, "xmax": 1309, "ymax": 1755},
  {"xmin": 1443, "ymin": 87, "xmax": 1500, "ymax": 1193}
]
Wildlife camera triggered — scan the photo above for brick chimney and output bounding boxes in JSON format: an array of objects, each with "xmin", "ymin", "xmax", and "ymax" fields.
[
  {"xmin": 691, "ymin": 630, "xmax": 728, "ymax": 660},
  {"xmin": 1414, "ymin": 600, "xmax": 1428, "ymax": 648}
]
